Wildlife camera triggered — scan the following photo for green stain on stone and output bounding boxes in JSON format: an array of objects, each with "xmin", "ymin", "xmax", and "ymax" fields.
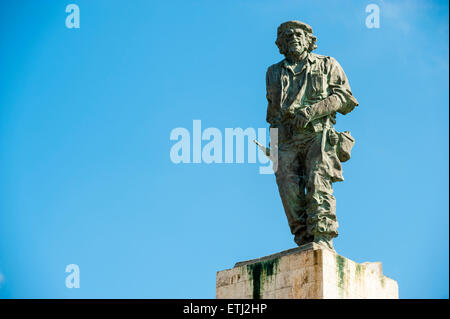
[
  {"xmin": 336, "ymin": 255, "xmax": 346, "ymax": 296},
  {"xmin": 355, "ymin": 264, "xmax": 362, "ymax": 281},
  {"xmin": 380, "ymin": 276, "xmax": 385, "ymax": 288},
  {"xmin": 246, "ymin": 258, "xmax": 279, "ymax": 299}
]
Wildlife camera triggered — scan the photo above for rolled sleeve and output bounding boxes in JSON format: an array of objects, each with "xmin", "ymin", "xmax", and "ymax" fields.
[
  {"xmin": 266, "ymin": 67, "xmax": 281, "ymax": 127},
  {"xmin": 327, "ymin": 58, "xmax": 359, "ymax": 115}
]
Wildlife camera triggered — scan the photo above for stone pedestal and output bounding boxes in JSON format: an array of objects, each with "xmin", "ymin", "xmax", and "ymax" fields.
[{"xmin": 216, "ymin": 243, "xmax": 398, "ymax": 299}]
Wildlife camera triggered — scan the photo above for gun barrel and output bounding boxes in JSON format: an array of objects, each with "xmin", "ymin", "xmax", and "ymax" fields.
[{"xmin": 253, "ymin": 139, "xmax": 271, "ymax": 157}]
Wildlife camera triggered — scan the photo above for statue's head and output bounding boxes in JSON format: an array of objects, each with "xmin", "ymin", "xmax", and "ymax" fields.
[{"xmin": 275, "ymin": 20, "xmax": 317, "ymax": 58}]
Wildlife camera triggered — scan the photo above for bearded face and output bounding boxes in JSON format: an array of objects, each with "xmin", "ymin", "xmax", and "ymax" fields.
[{"xmin": 281, "ymin": 28, "xmax": 309, "ymax": 59}]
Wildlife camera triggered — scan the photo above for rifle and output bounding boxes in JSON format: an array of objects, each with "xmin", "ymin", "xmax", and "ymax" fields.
[{"xmin": 253, "ymin": 139, "xmax": 271, "ymax": 158}]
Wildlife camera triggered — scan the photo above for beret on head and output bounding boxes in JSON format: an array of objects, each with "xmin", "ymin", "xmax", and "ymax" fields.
[{"xmin": 277, "ymin": 20, "xmax": 314, "ymax": 36}]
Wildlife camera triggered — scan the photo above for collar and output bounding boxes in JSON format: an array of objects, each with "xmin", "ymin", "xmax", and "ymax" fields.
[
  {"xmin": 307, "ymin": 53, "xmax": 316, "ymax": 64},
  {"xmin": 282, "ymin": 53, "xmax": 316, "ymax": 70}
]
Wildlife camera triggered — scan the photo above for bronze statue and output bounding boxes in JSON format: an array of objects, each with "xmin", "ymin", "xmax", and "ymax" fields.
[{"xmin": 265, "ymin": 21, "xmax": 359, "ymax": 250}]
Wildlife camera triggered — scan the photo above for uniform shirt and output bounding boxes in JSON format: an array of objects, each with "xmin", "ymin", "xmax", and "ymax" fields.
[{"xmin": 265, "ymin": 53, "xmax": 358, "ymax": 137}]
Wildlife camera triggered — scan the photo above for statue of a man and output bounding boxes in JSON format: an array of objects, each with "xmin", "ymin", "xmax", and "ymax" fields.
[{"xmin": 266, "ymin": 21, "xmax": 359, "ymax": 250}]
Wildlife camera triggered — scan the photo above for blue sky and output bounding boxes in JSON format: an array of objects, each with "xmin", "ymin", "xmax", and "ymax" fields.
[{"xmin": 0, "ymin": 0, "xmax": 448, "ymax": 299}]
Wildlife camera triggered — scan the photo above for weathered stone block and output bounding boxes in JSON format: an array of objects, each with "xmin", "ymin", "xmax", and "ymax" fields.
[{"xmin": 216, "ymin": 243, "xmax": 398, "ymax": 299}]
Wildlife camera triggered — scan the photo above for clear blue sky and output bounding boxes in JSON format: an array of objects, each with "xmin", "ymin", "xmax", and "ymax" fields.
[{"xmin": 0, "ymin": 0, "xmax": 448, "ymax": 299}]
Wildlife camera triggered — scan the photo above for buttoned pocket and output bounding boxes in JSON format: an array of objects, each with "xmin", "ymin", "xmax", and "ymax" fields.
[{"xmin": 310, "ymin": 73, "xmax": 326, "ymax": 96}]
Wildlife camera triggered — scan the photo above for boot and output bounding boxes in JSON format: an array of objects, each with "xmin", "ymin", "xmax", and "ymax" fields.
[
  {"xmin": 294, "ymin": 232, "xmax": 314, "ymax": 247},
  {"xmin": 313, "ymin": 235, "xmax": 334, "ymax": 250}
]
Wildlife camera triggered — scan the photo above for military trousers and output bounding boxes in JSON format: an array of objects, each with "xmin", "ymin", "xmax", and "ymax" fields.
[{"xmin": 275, "ymin": 129, "xmax": 339, "ymax": 246}]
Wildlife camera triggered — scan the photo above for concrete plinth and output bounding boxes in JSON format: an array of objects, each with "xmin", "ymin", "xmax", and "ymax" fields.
[{"xmin": 216, "ymin": 243, "xmax": 398, "ymax": 299}]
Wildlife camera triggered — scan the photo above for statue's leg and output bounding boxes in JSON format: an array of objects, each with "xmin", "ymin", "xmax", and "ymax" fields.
[
  {"xmin": 275, "ymin": 145, "xmax": 309, "ymax": 245},
  {"xmin": 304, "ymin": 133, "xmax": 339, "ymax": 250},
  {"xmin": 293, "ymin": 166, "xmax": 313, "ymax": 246}
]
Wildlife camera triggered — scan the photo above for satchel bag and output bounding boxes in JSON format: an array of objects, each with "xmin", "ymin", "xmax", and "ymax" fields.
[{"xmin": 337, "ymin": 131, "xmax": 355, "ymax": 162}]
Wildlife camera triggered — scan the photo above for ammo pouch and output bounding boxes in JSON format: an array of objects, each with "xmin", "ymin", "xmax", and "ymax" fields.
[{"xmin": 336, "ymin": 131, "xmax": 355, "ymax": 162}]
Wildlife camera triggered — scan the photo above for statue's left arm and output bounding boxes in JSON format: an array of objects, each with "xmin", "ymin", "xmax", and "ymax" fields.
[{"xmin": 300, "ymin": 57, "xmax": 359, "ymax": 124}]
